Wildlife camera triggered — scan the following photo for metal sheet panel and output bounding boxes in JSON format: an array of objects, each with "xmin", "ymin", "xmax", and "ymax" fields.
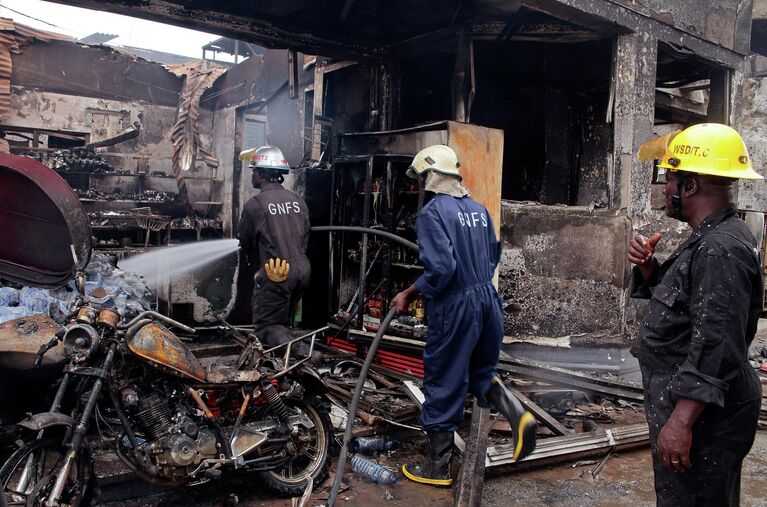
[
  {"xmin": 0, "ymin": 315, "xmax": 65, "ymax": 368},
  {"xmin": 446, "ymin": 121, "xmax": 504, "ymax": 238},
  {"xmin": 336, "ymin": 121, "xmax": 504, "ymax": 235},
  {"xmin": 0, "ymin": 153, "xmax": 92, "ymax": 287}
]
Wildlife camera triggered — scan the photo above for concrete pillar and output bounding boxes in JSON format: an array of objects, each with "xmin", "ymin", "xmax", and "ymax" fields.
[
  {"xmin": 708, "ymin": 69, "xmax": 731, "ymax": 124},
  {"xmin": 310, "ymin": 63, "xmax": 325, "ymax": 160},
  {"xmin": 610, "ymin": 32, "xmax": 658, "ymax": 217}
]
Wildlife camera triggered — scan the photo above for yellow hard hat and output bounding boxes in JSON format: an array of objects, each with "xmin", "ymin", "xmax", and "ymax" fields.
[
  {"xmin": 658, "ymin": 123, "xmax": 763, "ymax": 180},
  {"xmin": 407, "ymin": 145, "xmax": 462, "ymax": 180}
]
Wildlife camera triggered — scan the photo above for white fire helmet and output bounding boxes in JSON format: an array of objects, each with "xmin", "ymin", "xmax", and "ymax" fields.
[
  {"xmin": 406, "ymin": 145, "xmax": 462, "ymax": 180},
  {"xmin": 243, "ymin": 145, "xmax": 291, "ymax": 174}
]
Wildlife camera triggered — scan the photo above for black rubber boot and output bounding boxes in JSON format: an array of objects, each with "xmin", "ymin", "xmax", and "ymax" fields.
[
  {"xmin": 485, "ymin": 377, "xmax": 537, "ymax": 461},
  {"xmin": 402, "ymin": 431, "xmax": 454, "ymax": 486}
]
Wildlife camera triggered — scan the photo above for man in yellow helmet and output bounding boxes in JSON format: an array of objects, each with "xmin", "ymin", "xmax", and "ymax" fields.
[{"xmin": 628, "ymin": 124, "xmax": 763, "ymax": 506}]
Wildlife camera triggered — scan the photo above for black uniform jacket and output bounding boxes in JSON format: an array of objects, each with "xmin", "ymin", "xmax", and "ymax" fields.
[
  {"xmin": 238, "ymin": 182, "xmax": 311, "ymax": 272},
  {"xmin": 630, "ymin": 206, "xmax": 763, "ymax": 408}
]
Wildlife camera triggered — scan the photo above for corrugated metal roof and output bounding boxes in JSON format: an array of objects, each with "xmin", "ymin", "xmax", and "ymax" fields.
[
  {"xmin": 0, "ymin": 19, "xmax": 73, "ymax": 122},
  {"xmin": 12, "ymin": 21, "xmax": 72, "ymax": 45}
]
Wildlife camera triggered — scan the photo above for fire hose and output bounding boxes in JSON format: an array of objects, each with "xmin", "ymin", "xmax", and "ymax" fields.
[{"xmin": 310, "ymin": 226, "xmax": 418, "ymax": 507}]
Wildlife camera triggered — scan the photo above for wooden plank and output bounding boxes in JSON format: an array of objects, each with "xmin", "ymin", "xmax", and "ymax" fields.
[
  {"xmin": 454, "ymin": 400, "xmax": 491, "ymax": 507},
  {"xmin": 497, "ymin": 356, "xmax": 644, "ymax": 403},
  {"xmin": 506, "ymin": 384, "xmax": 572, "ymax": 436}
]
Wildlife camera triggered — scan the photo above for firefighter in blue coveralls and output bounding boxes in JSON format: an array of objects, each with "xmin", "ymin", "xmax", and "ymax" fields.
[{"xmin": 391, "ymin": 145, "xmax": 537, "ymax": 486}]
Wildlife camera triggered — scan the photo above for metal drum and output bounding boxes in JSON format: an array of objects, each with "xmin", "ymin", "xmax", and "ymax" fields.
[
  {"xmin": 97, "ymin": 308, "xmax": 120, "ymax": 330},
  {"xmin": 75, "ymin": 306, "xmax": 98, "ymax": 325}
]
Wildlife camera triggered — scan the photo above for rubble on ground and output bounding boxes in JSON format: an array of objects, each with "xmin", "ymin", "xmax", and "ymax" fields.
[{"xmin": 313, "ymin": 341, "xmax": 650, "ymax": 484}]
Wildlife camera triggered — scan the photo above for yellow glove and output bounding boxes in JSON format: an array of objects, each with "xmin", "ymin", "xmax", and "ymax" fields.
[{"xmin": 264, "ymin": 258, "xmax": 290, "ymax": 283}]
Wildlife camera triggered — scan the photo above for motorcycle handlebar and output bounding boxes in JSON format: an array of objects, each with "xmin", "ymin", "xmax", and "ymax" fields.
[{"xmin": 118, "ymin": 311, "xmax": 196, "ymax": 334}]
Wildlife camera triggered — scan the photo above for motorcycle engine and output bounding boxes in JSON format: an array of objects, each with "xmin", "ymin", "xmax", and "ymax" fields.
[{"xmin": 125, "ymin": 389, "xmax": 218, "ymax": 479}]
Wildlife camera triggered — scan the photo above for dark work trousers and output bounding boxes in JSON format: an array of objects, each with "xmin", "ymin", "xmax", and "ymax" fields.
[
  {"xmin": 421, "ymin": 282, "xmax": 504, "ymax": 432},
  {"xmin": 641, "ymin": 365, "xmax": 761, "ymax": 507},
  {"xmin": 251, "ymin": 259, "xmax": 310, "ymax": 348}
]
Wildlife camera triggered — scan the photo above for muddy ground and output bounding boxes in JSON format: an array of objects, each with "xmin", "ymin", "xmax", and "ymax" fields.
[
  {"xmin": 105, "ymin": 427, "xmax": 767, "ymax": 507},
  {"xmin": 100, "ymin": 319, "xmax": 767, "ymax": 506}
]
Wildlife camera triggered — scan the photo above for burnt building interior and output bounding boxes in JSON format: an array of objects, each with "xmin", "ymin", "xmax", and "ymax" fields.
[
  {"xmin": 395, "ymin": 20, "xmax": 613, "ymax": 207},
  {"xmin": 1, "ymin": 1, "xmax": 767, "ymax": 504},
  {"xmin": 0, "ymin": 0, "xmax": 756, "ymax": 345}
]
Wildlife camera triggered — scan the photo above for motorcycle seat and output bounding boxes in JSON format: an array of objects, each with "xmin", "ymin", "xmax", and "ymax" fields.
[{"xmin": 205, "ymin": 363, "xmax": 262, "ymax": 384}]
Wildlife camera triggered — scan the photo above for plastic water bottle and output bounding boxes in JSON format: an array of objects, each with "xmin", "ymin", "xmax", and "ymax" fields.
[
  {"xmin": 349, "ymin": 454, "xmax": 397, "ymax": 484},
  {"xmin": 352, "ymin": 435, "xmax": 398, "ymax": 452},
  {"xmin": 121, "ymin": 435, "xmax": 147, "ymax": 450}
]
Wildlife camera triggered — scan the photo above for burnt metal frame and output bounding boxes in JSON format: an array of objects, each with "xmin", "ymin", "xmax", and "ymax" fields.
[
  {"xmin": 2, "ymin": 125, "xmax": 90, "ymax": 153},
  {"xmin": 327, "ymin": 154, "xmax": 422, "ymax": 334},
  {"xmin": 262, "ymin": 325, "xmax": 329, "ymax": 379}
]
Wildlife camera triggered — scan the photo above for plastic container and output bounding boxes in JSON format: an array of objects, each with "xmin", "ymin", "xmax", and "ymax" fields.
[
  {"xmin": 351, "ymin": 435, "xmax": 398, "ymax": 452},
  {"xmin": 19, "ymin": 287, "xmax": 53, "ymax": 316},
  {"xmin": 349, "ymin": 454, "xmax": 397, "ymax": 484},
  {"xmin": 0, "ymin": 287, "xmax": 19, "ymax": 306},
  {"xmin": 121, "ymin": 435, "xmax": 148, "ymax": 450}
]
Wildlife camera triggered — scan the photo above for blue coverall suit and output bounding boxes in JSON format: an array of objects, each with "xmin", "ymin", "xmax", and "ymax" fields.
[{"xmin": 414, "ymin": 193, "xmax": 504, "ymax": 432}]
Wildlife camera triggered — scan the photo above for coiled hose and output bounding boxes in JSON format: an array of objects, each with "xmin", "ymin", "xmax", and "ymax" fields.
[{"xmin": 310, "ymin": 226, "xmax": 418, "ymax": 507}]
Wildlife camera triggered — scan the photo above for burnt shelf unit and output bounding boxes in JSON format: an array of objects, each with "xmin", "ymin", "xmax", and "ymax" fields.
[
  {"xmin": 327, "ymin": 121, "xmax": 504, "ymax": 348},
  {"xmin": 328, "ymin": 153, "xmax": 426, "ymax": 337}
]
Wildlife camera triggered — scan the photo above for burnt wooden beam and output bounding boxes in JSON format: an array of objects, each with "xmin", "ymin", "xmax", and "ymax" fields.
[
  {"xmin": 454, "ymin": 400, "xmax": 491, "ymax": 507},
  {"xmin": 506, "ymin": 384, "xmax": 572, "ymax": 436},
  {"xmin": 707, "ymin": 69, "xmax": 731, "ymax": 123},
  {"xmin": 44, "ymin": 0, "xmax": 380, "ymax": 60}
]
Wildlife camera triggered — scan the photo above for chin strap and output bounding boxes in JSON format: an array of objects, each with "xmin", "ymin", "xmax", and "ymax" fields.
[{"xmin": 670, "ymin": 173, "xmax": 689, "ymax": 220}]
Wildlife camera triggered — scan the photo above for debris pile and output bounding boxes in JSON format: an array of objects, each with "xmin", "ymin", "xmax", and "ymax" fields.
[
  {"xmin": 0, "ymin": 253, "xmax": 152, "ymax": 324},
  {"xmin": 308, "ymin": 340, "xmax": 650, "ymax": 499},
  {"xmin": 76, "ymin": 188, "xmax": 176, "ymax": 202},
  {"xmin": 25, "ymin": 147, "xmax": 114, "ymax": 173},
  {"xmin": 747, "ymin": 340, "xmax": 767, "ymax": 428},
  {"xmin": 170, "ymin": 216, "xmax": 223, "ymax": 229}
]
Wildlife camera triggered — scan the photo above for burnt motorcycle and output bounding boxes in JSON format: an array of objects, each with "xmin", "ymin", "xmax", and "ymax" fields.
[{"xmin": 0, "ymin": 305, "xmax": 331, "ymax": 506}]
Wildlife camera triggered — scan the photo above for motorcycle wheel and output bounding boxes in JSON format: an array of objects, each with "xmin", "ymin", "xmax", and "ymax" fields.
[
  {"xmin": 0, "ymin": 439, "xmax": 91, "ymax": 507},
  {"xmin": 258, "ymin": 396, "xmax": 331, "ymax": 497}
]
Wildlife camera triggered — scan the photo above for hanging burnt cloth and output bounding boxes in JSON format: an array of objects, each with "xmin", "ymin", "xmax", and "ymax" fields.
[{"xmin": 170, "ymin": 62, "xmax": 225, "ymax": 216}]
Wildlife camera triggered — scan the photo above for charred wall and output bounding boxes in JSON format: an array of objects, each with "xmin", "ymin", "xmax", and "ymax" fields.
[
  {"xmin": 499, "ymin": 202, "xmax": 631, "ymax": 341},
  {"xmin": 8, "ymin": 88, "xmax": 179, "ymax": 175},
  {"xmin": 11, "ymin": 40, "xmax": 182, "ymax": 106},
  {"xmin": 736, "ymin": 56, "xmax": 767, "ymax": 212},
  {"xmin": 202, "ymin": 49, "xmax": 313, "ymax": 169},
  {"xmin": 8, "ymin": 40, "xmax": 184, "ymax": 175},
  {"xmin": 609, "ymin": 0, "xmax": 753, "ymax": 53}
]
